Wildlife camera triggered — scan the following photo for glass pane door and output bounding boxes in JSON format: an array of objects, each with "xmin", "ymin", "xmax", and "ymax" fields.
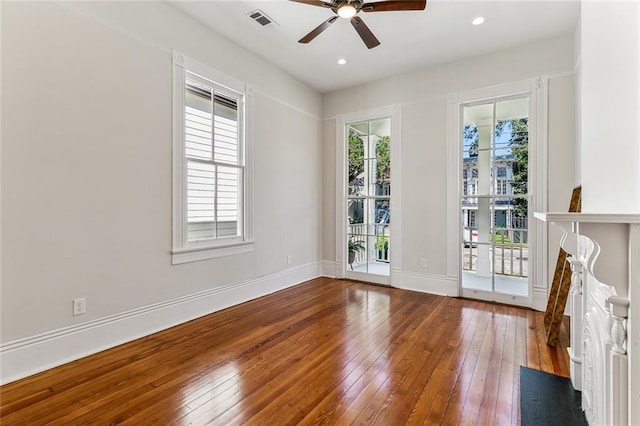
[
  {"xmin": 346, "ymin": 118, "xmax": 391, "ymax": 278},
  {"xmin": 461, "ymin": 97, "xmax": 530, "ymax": 301}
]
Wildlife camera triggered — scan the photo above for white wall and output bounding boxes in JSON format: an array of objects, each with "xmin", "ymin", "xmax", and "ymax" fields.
[
  {"xmin": 0, "ymin": 1, "xmax": 322, "ymax": 383},
  {"xmin": 547, "ymin": 74, "xmax": 576, "ymax": 285},
  {"xmin": 573, "ymin": 17, "xmax": 582, "ymax": 188},
  {"xmin": 323, "ymin": 35, "xmax": 576, "ymax": 300},
  {"xmin": 580, "ymin": 1, "xmax": 640, "ymax": 214},
  {"xmin": 578, "ymin": 2, "xmax": 640, "ymax": 422}
]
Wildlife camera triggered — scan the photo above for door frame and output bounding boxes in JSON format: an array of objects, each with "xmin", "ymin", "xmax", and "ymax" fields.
[
  {"xmin": 446, "ymin": 78, "xmax": 548, "ymax": 308},
  {"xmin": 336, "ymin": 105, "xmax": 401, "ymax": 285}
]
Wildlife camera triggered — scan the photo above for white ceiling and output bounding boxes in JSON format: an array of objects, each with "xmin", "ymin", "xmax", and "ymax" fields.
[{"xmin": 168, "ymin": 0, "xmax": 580, "ymax": 93}]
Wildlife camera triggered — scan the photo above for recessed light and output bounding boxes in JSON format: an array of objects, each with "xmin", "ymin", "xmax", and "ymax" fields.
[
  {"xmin": 337, "ymin": 58, "xmax": 348, "ymax": 65},
  {"xmin": 472, "ymin": 16, "xmax": 486, "ymax": 26}
]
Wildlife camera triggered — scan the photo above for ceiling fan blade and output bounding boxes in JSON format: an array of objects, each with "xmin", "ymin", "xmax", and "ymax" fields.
[
  {"xmin": 289, "ymin": 0, "xmax": 335, "ymax": 8},
  {"xmin": 299, "ymin": 16, "xmax": 339, "ymax": 44},
  {"xmin": 350, "ymin": 16, "xmax": 380, "ymax": 49},
  {"xmin": 362, "ymin": 0, "xmax": 426, "ymax": 12}
]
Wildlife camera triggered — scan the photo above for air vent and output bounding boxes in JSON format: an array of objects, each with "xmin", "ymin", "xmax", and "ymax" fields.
[{"xmin": 248, "ymin": 9, "xmax": 278, "ymax": 27}]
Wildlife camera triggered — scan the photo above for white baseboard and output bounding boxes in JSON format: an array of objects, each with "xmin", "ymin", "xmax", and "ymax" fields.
[
  {"xmin": 532, "ymin": 287, "xmax": 550, "ymax": 312},
  {"xmin": 321, "ymin": 260, "xmax": 338, "ymax": 278},
  {"xmin": 329, "ymin": 263, "xmax": 549, "ymax": 312},
  {"xmin": 322, "ymin": 264, "xmax": 459, "ymax": 297},
  {"xmin": 392, "ymin": 270, "xmax": 459, "ymax": 297},
  {"xmin": 0, "ymin": 262, "xmax": 322, "ymax": 385}
]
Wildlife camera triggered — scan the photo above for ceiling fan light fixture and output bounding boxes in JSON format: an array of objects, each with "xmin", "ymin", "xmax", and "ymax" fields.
[
  {"xmin": 337, "ymin": 58, "xmax": 348, "ymax": 65},
  {"xmin": 337, "ymin": 4, "xmax": 357, "ymax": 19}
]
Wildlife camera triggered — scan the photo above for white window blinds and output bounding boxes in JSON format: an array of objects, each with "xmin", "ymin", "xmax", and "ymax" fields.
[{"xmin": 184, "ymin": 73, "xmax": 243, "ymax": 242}]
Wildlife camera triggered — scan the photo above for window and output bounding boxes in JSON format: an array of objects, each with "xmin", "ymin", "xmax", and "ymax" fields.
[
  {"xmin": 172, "ymin": 53, "xmax": 253, "ymax": 264},
  {"xmin": 496, "ymin": 179, "xmax": 508, "ymax": 195},
  {"xmin": 468, "ymin": 210, "xmax": 477, "ymax": 228},
  {"xmin": 346, "ymin": 118, "xmax": 392, "ymax": 276}
]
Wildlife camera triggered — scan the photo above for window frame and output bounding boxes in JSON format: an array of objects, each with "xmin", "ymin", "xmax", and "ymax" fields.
[
  {"xmin": 172, "ymin": 52, "xmax": 254, "ymax": 264},
  {"xmin": 446, "ymin": 76, "xmax": 548, "ymax": 307}
]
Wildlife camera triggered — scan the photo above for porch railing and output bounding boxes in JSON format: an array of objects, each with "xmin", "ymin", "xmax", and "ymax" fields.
[
  {"xmin": 462, "ymin": 226, "xmax": 528, "ymax": 278},
  {"xmin": 348, "ymin": 223, "xmax": 389, "ymax": 265}
]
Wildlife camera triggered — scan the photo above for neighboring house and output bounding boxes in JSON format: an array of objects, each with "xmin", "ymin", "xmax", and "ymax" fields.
[{"xmin": 462, "ymin": 154, "xmax": 526, "ymax": 234}]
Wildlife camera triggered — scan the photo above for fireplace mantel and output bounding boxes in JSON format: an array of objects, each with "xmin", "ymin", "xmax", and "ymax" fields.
[
  {"xmin": 534, "ymin": 212, "xmax": 640, "ymax": 224},
  {"xmin": 535, "ymin": 212, "xmax": 639, "ymax": 425}
]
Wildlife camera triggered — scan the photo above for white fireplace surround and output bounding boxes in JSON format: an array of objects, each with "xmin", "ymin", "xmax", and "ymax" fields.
[{"xmin": 535, "ymin": 212, "xmax": 640, "ymax": 425}]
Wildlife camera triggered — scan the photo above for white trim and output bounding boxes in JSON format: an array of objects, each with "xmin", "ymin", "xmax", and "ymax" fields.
[
  {"xmin": 347, "ymin": 270, "xmax": 392, "ymax": 286},
  {"xmin": 172, "ymin": 54, "xmax": 186, "ymax": 253},
  {"xmin": 454, "ymin": 77, "xmax": 540, "ymax": 105},
  {"xmin": 321, "ymin": 73, "xmax": 573, "ymax": 122},
  {"xmin": 58, "ymin": 2, "xmax": 171, "ymax": 55},
  {"xmin": 321, "ymin": 260, "xmax": 338, "ymax": 278},
  {"xmin": 335, "ymin": 105, "xmax": 401, "ymax": 286},
  {"xmin": 175, "ymin": 53, "xmax": 245, "ymax": 94},
  {"xmin": 534, "ymin": 212, "xmax": 640, "ymax": 224},
  {"xmin": 389, "ymin": 105, "xmax": 402, "ymax": 272},
  {"xmin": 532, "ymin": 76, "xmax": 549, "ymax": 294},
  {"xmin": 335, "ymin": 115, "xmax": 347, "ymax": 280},
  {"xmin": 0, "ymin": 1, "xmax": 3, "ymax": 340},
  {"xmin": 461, "ymin": 288, "xmax": 531, "ymax": 308},
  {"xmin": 547, "ymin": 70, "xmax": 575, "ymax": 81},
  {"xmin": 532, "ymin": 286, "xmax": 550, "ymax": 311},
  {"xmin": 573, "ymin": 53, "xmax": 582, "ymax": 75},
  {"xmin": 446, "ymin": 77, "xmax": 549, "ymax": 308},
  {"xmin": 0, "ymin": 262, "xmax": 323, "ymax": 385},
  {"xmin": 171, "ymin": 240, "xmax": 255, "ymax": 264},
  {"xmin": 393, "ymin": 271, "xmax": 458, "ymax": 297},
  {"xmin": 628, "ymin": 223, "xmax": 639, "ymax": 424},
  {"xmin": 446, "ymin": 93, "xmax": 461, "ymax": 284},
  {"xmin": 337, "ymin": 105, "xmax": 401, "ymax": 125},
  {"xmin": 253, "ymin": 88, "xmax": 321, "ymax": 121},
  {"xmin": 171, "ymin": 52, "xmax": 255, "ymax": 264},
  {"xmin": 244, "ymin": 87, "xmax": 255, "ymax": 246}
]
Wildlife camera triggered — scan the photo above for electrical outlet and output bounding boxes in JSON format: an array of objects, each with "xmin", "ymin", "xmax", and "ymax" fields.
[
  {"xmin": 72, "ymin": 298, "xmax": 86, "ymax": 316},
  {"xmin": 420, "ymin": 258, "xmax": 428, "ymax": 269},
  {"xmin": 287, "ymin": 255, "xmax": 292, "ymax": 265}
]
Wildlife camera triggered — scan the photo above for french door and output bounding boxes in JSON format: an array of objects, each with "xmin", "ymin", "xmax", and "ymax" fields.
[
  {"xmin": 345, "ymin": 117, "xmax": 391, "ymax": 283},
  {"xmin": 460, "ymin": 96, "xmax": 531, "ymax": 304}
]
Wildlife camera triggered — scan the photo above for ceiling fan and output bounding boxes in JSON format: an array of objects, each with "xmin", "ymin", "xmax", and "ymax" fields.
[{"xmin": 291, "ymin": 0, "xmax": 427, "ymax": 49}]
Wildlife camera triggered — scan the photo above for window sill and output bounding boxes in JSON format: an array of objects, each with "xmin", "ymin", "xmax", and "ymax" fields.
[{"xmin": 172, "ymin": 240, "xmax": 254, "ymax": 265}]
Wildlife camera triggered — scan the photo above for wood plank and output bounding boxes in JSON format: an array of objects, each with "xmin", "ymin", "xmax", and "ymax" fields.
[
  {"xmin": 406, "ymin": 299, "xmax": 484, "ymax": 425},
  {"xmin": 346, "ymin": 297, "xmax": 451, "ymax": 425},
  {"xmin": 544, "ymin": 185, "xmax": 581, "ymax": 346},
  {"xmin": 474, "ymin": 305, "xmax": 510, "ymax": 426},
  {"xmin": 526, "ymin": 309, "xmax": 541, "ymax": 371},
  {"xmin": 441, "ymin": 306, "xmax": 496, "ymax": 425},
  {"xmin": 0, "ymin": 278, "xmax": 571, "ymax": 425}
]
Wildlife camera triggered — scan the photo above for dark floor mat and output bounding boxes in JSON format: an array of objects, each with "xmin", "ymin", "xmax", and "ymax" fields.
[{"xmin": 520, "ymin": 366, "xmax": 588, "ymax": 426}]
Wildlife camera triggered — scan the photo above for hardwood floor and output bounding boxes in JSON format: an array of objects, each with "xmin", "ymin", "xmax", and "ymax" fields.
[{"xmin": 0, "ymin": 278, "xmax": 570, "ymax": 425}]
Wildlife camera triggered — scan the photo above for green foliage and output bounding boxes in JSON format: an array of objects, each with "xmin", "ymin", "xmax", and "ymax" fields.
[
  {"xmin": 464, "ymin": 124, "xmax": 479, "ymax": 157},
  {"xmin": 348, "ymin": 238, "xmax": 365, "ymax": 253},
  {"xmin": 348, "ymin": 130, "xmax": 391, "ymax": 185},
  {"xmin": 496, "ymin": 118, "xmax": 529, "ymax": 217},
  {"xmin": 375, "ymin": 136, "xmax": 390, "ymax": 183},
  {"xmin": 348, "ymin": 129, "xmax": 364, "ymax": 183},
  {"xmin": 375, "ymin": 236, "xmax": 389, "ymax": 251},
  {"xmin": 492, "ymin": 231, "xmax": 511, "ymax": 244}
]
